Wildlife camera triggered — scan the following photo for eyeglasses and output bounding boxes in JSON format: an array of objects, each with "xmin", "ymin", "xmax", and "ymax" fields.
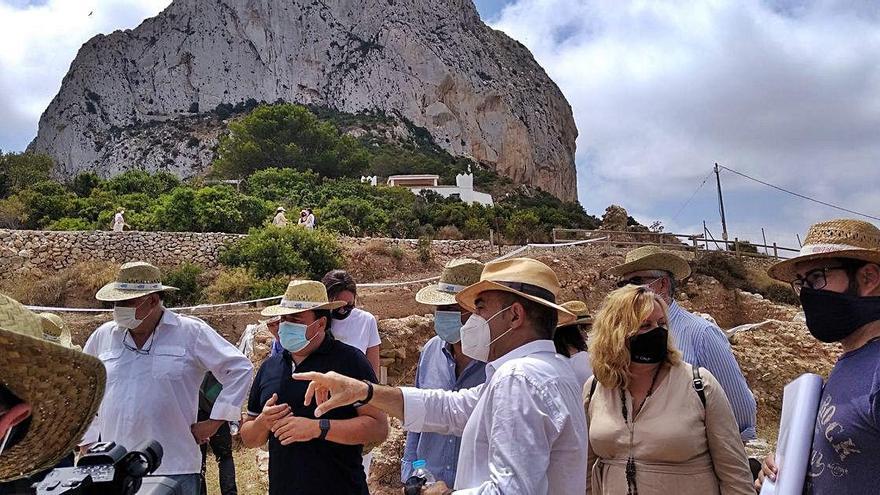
[
  {"xmin": 122, "ymin": 329, "xmax": 155, "ymax": 355},
  {"xmin": 616, "ymin": 276, "xmax": 662, "ymax": 288},
  {"xmin": 790, "ymin": 266, "xmax": 846, "ymax": 295}
]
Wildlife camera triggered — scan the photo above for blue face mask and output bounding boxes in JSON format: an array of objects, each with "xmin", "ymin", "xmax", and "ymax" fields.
[
  {"xmin": 434, "ymin": 310, "xmax": 464, "ymax": 344},
  {"xmin": 278, "ymin": 320, "xmax": 316, "ymax": 353}
]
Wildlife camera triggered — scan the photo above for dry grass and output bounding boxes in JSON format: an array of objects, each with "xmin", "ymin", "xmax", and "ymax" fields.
[
  {"xmin": 204, "ymin": 446, "xmax": 268, "ymax": 495},
  {"xmin": 0, "ymin": 261, "xmax": 117, "ymax": 307}
]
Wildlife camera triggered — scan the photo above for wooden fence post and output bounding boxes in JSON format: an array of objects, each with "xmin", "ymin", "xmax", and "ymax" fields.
[
  {"xmin": 734, "ymin": 237, "xmax": 741, "ymax": 259},
  {"xmin": 773, "ymin": 242, "xmax": 778, "ymax": 259}
]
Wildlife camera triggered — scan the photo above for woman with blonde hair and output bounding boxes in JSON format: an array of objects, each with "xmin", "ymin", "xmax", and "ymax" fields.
[{"xmin": 584, "ymin": 285, "xmax": 753, "ymax": 494}]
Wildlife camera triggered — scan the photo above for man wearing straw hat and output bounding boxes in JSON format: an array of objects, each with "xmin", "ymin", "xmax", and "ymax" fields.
[
  {"xmin": 610, "ymin": 246, "xmax": 757, "ymax": 441},
  {"xmin": 294, "ymin": 258, "xmax": 588, "ymax": 494},
  {"xmin": 239, "ymin": 280, "xmax": 388, "ymax": 495},
  {"xmin": 756, "ymin": 219, "xmax": 880, "ymax": 494},
  {"xmin": 80, "ymin": 261, "xmax": 253, "ymax": 493},
  {"xmin": 401, "ymin": 259, "xmax": 487, "ymax": 487},
  {"xmin": 0, "ymin": 293, "xmax": 105, "ymax": 487},
  {"xmin": 272, "ymin": 206, "xmax": 289, "ymax": 227}
]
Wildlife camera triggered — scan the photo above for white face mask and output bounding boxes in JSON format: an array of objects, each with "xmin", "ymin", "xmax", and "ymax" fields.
[
  {"xmin": 460, "ymin": 306, "xmax": 513, "ymax": 362},
  {"xmin": 113, "ymin": 298, "xmax": 151, "ymax": 329}
]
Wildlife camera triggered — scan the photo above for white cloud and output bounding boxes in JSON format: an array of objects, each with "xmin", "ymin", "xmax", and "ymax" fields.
[
  {"xmin": 0, "ymin": 0, "xmax": 171, "ymax": 150},
  {"xmin": 491, "ymin": 0, "xmax": 880, "ymax": 246}
]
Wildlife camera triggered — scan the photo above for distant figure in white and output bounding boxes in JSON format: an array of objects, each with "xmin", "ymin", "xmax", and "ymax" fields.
[
  {"xmin": 298, "ymin": 209, "xmax": 315, "ymax": 229},
  {"xmin": 112, "ymin": 208, "xmax": 128, "ymax": 232},
  {"xmin": 272, "ymin": 207, "xmax": 289, "ymax": 227}
]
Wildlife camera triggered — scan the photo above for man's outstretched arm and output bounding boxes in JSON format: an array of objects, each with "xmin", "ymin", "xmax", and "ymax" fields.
[{"xmin": 294, "ymin": 371, "xmax": 404, "ymax": 418}]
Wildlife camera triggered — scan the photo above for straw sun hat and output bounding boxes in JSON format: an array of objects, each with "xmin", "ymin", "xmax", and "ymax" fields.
[
  {"xmin": 768, "ymin": 218, "xmax": 880, "ymax": 282},
  {"xmin": 260, "ymin": 280, "xmax": 346, "ymax": 317},
  {"xmin": 558, "ymin": 301, "xmax": 592, "ymax": 327},
  {"xmin": 95, "ymin": 261, "xmax": 178, "ymax": 302},
  {"xmin": 0, "ymin": 294, "xmax": 105, "ymax": 481},
  {"xmin": 415, "ymin": 258, "xmax": 485, "ymax": 306},
  {"xmin": 37, "ymin": 313, "xmax": 79, "ymax": 350},
  {"xmin": 608, "ymin": 245, "xmax": 692, "ymax": 281},
  {"xmin": 455, "ymin": 258, "xmax": 576, "ymax": 325}
]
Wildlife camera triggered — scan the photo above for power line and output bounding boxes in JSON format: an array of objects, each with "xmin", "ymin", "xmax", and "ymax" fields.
[
  {"xmin": 717, "ymin": 164, "xmax": 880, "ymax": 222},
  {"xmin": 670, "ymin": 170, "xmax": 713, "ymax": 223}
]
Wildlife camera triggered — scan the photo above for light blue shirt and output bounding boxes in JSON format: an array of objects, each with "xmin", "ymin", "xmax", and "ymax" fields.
[
  {"xmin": 401, "ymin": 336, "xmax": 486, "ymax": 486},
  {"xmin": 668, "ymin": 300, "xmax": 757, "ymax": 441}
]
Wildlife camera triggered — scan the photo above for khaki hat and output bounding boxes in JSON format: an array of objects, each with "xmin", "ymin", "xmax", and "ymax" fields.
[
  {"xmin": 276, "ymin": 206, "xmax": 286, "ymax": 212},
  {"xmin": 608, "ymin": 246, "xmax": 692, "ymax": 281},
  {"xmin": 260, "ymin": 280, "xmax": 347, "ymax": 317},
  {"xmin": 558, "ymin": 301, "xmax": 592, "ymax": 327},
  {"xmin": 455, "ymin": 258, "xmax": 576, "ymax": 325},
  {"xmin": 0, "ymin": 294, "xmax": 105, "ymax": 481},
  {"xmin": 37, "ymin": 313, "xmax": 79, "ymax": 350},
  {"xmin": 95, "ymin": 261, "xmax": 178, "ymax": 302},
  {"xmin": 415, "ymin": 258, "xmax": 485, "ymax": 306},
  {"xmin": 768, "ymin": 219, "xmax": 880, "ymax": 282}
]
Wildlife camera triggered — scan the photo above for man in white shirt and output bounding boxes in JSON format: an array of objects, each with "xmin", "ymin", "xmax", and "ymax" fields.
[
  {"xmin": 81, "ymin": 261, "xmax": 253, "ymax": 492},
  {"xmin": 295, "ymin": 258, "xmax": 588, "ymax": 494}
]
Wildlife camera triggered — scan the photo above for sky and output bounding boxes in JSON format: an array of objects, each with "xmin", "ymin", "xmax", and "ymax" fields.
[{"xmin": 2, "ymin": 0, "xmax": 879, "ymax": 248}]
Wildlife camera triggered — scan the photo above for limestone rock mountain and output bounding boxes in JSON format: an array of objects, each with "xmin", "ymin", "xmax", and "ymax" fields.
[{"xmin": 29, "ymin": 0, "xmax": 578, "ymax": 200}]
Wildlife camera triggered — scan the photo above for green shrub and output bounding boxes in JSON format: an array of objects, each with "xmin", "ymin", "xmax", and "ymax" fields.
[
  {"xmin": 693, "ymin": 253, "xmax": 751, "ymax": 290},
  {"xmin": 203, "ymin": 267, "xmax": 289, "ymax": 303},
  {"xmin": 463, "ymin": 217, "xmax": 490, "ymax": 239},
  {"xmin": 221, "ymin": 226, "xmax": 343, "ymax": 279},
  {"xmin": 162, "ymin": 263, "xmax": 205, "ymax": 306},
  {"xmin": 417, "ymin": 236, "xmax": 433, "ymax": 264},
  {"xmin": 504, "ymin": 210, "xmax": 542, "ymax": 244},
  {"xmin": 388, "ymin": 245, "xmax": 406, "ymax": 260},
  {"xmin": 762, "ymin": 282, "xmax": 799, "ymax": 306},
  {"xmin": 47, "ymin": 217, "xmax": 94, "ymax": 231},
  {"xmin": 436, "ymin": 225, "xmax": 464, "ymax": 240}
]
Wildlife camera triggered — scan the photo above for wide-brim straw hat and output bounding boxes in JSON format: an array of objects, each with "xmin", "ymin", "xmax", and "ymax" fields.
[
  {"xmin": 416, "ymin": 258, "xmax": 485, "ymax": 306},
  {"xmin": 0, "ymin": 294, "xmax": 105, "ymax": 481},
  {"xmin": 261, "ymin": 280, "xmax": 347, "ymax": 317},
  {"xmin": 455, "ymin": 258, "xmax": 576, "ymax": 326},
  {"xmin": 37, "ymin": 313, "xmax": 79, "ymax": 350},
  {"xmin": 768, "ymin": 219, "xmax": 880, "ymax": 282},
  {"xmin": 608, "ymin": 245, "xmax": 692, "ymax": 280},
  {"xmin": 558, "ymin": 301, "xmax": 592, "ymax": 327},
  {"xmin": 276, "ymin": 207, "xmax": 286, "ymax": 212},
  {"xmin": 95, "ymin": 261, "xmax": 178, "ymax": 302}
]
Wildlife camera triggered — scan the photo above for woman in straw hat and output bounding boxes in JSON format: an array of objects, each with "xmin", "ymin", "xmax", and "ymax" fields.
[
  {"xmin": 82, "ymin": 261, "xmax": 253, "ymax": 493},
  {"xmin": 555, "ymin": 300, "xmax": 593, "ymax": 387},
  {"xmin": 0, "ymin": 293, "xmax": 105, "ymax": 486},
  {"xmin": 584, "ymin": 285, "xmax": 753, "ymax": 495},
  {"xmin": 240, "ymin": 281, "xmax": 387, "ymax": 495},
  {"xmin": 756, "ymin": 219, "xmax": 880, "ymax": 495}
]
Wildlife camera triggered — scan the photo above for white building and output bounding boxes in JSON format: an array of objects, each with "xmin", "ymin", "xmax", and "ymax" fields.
[{"xmin": 372, "ymin": 172, "xmax": 493, "ymax": 206}]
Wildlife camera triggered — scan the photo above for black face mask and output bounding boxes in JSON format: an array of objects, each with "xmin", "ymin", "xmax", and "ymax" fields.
[
  {"xmin": 332, "ymin": 305, "xmax": 355, "ymax": 320},
  {"xmin": 799, "ymin": 287, "xmax": 880, "ymax": 343},
  {"xmin": 629, "ymin": 327, "xmax": 669, "ymax": 364}
]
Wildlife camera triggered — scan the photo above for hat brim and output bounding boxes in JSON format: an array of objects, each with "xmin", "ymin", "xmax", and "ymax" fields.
[
  {"xmin": 415, "ymin": 285, "xmax": 461, "ymax": 306},
  {"xmin": 95, "ymin": 283, "xmax": 178, "ymax": 302},
  {"xmin": 260, "ymin": 300, "xmax": 346, "ymax": 317},
  {"xmin": 558, "ymin": 316, "xmax": 592, "ymax": 328},
  {"xmin": 608, "ymin": 253, "xmax": 692, "ymax": 280},
  {"xmin": 768, "ymin": 249, "xmax": 880, "ymax": 283},
  {"xmin": 455, "ymin": 281, "xmax": 576, "ymax": 326},
  {"xmin": 0, "ymin": 331, "xmax": 105, "ymax": 481}
]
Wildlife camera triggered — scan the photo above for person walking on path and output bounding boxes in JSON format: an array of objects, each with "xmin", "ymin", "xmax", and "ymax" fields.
[
  {"xmin": 111, "ymin": 207, "xmax": 129, "ymax": 232},
  {"xmin": 271, "ymin": 207, "xmax": 289, "ymax": 227},
  {"xmin": 80, "ymin": 261, "xmax": 253, "ymax": 493},
  {"xmin": 756, "ymin": 219, "xmax": 880, "ymax": 494},
  {"xmin": 294, "ymin": 258, "xmax": 588, "ymax": 494},
  {"xmin": 584, "ymin": 285, "xmax": 754, "ymax": 495},
  {"xmin": 609, "ymin": 246, "xmax": 757, "ymax": 441}
]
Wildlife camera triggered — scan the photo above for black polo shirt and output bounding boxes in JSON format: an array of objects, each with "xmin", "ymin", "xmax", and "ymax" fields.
[{"xmin": 247, "ymin": 334, "xmax": 377, "ymax": 495}]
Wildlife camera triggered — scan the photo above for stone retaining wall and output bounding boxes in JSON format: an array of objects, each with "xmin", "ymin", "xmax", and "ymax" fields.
[{"xmin": 0, "ymin": 230, "xmax": 510, "ymax": 278}]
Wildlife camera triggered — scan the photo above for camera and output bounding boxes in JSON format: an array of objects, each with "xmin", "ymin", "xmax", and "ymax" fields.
[{"xmin": 33, "ymin": 441, "xmax": 182, "ymax": 495}]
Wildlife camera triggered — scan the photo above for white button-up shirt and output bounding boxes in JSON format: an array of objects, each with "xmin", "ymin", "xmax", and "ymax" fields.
[
  {"xmin": 82, "ymin": 310, "xmax": 253, "ymax": 475},
  {"xmin": 401, "ymin": 340, "xmax": 588, "ymax": 494}
]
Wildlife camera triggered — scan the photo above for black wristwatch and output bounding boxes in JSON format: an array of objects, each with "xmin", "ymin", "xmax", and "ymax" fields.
[{"xmin": 318, "ymin": 418, "xmax": 330, "ymax": 440}]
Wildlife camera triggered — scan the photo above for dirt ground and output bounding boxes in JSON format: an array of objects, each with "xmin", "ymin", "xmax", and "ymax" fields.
[{"xmin": 51, "ymin": 244, "xmax": 835, "ymax": 494}]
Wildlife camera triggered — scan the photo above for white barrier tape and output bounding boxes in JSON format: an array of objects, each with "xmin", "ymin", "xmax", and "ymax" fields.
[{"xmin": 21, "ymin": 237, "xmax": 608, "ymax": 313}]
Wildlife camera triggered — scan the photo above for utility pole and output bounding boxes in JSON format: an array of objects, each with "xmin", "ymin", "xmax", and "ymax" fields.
[{"xmin": 714, "ymin": 163, "xmax": 729, "ymax": 241}]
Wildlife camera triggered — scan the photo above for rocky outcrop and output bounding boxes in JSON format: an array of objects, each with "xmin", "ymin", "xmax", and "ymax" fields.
[{"xmin": 29, "ymin": 0, "xmax": 578, "ymax": 200}]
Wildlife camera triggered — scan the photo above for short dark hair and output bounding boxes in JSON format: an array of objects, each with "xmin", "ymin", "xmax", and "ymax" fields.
[
  {"xmin": 553, "ymin": 325, "xmax": 588, "ymax": 357},
  {"xmin": 840, "ymin": 258, "xmax": 870, "ymax": 294},
  {"xmin": 0, "ymin": 384, "xmax": 31, "ymax": 451},
  {"xmin": 322, "ymin": 270, "xmax": 357, "ymax": 298},
  {"xmin": 498, "ymin": 292, "xmax": 558, "ymax": 339},
  {"xmin": 313, "ymin": 309, "xmax": 332, "ymax": 333}
]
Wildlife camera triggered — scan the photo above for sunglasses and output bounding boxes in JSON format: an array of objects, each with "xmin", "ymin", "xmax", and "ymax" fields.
[{"xmin": 616, "ymin": 276, "xmax": 662, "ymax": 288}]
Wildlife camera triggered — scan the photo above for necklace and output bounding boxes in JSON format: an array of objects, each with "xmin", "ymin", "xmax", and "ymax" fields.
[{"xmin": 619, "ymin": 364, "xmax": 663, "ymax": 495}]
